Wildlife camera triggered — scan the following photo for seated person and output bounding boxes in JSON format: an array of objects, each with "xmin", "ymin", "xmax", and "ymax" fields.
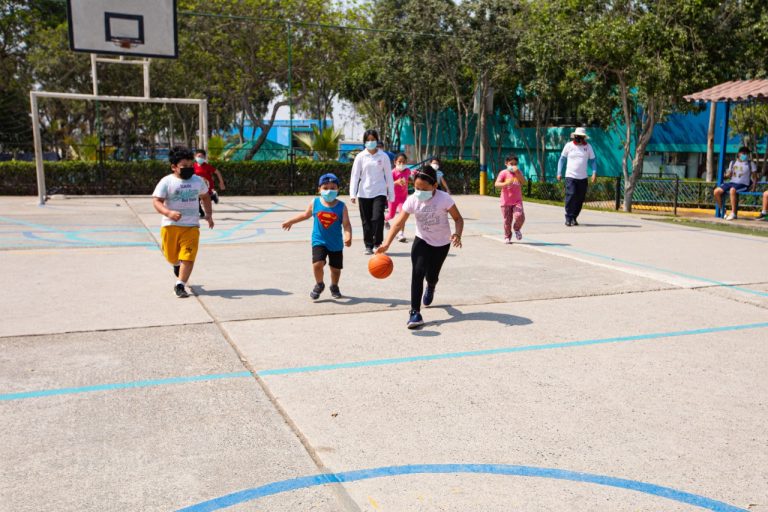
[{"xmin": 713, "ymin": 146, "xmax": 757, "ymax": 220}]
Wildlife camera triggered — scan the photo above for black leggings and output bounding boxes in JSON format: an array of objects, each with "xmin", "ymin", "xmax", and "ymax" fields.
[
  {"xmin": 411, "ymin": 236, "xmax": 450, "ymax": 311},
  {"xmin": 357, "ymin": 195, "xmax": 388, "ymax": 249}
]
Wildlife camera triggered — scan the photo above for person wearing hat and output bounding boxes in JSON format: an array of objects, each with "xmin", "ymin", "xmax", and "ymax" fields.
[
  {"xmin": 713, "ymin": 146, "xmax": 758, "ymax": 220},
  {"xmin": 557, "ymin": 127, "xmax": 597, "ymax": 226},
  {"xmin": 282, "ymin": 173, "xmax": 352, "ymax": 300}
]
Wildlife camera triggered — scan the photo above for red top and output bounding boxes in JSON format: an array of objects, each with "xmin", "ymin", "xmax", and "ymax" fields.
[{"xmin": 194, "ymin": 162, "xmax": 217, "ymax": 192}]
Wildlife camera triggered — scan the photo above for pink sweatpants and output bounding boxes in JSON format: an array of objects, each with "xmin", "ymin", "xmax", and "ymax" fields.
[
  {"xmin": 502, "ymin": 203, "xmax": 525, "ymax": 238},
  {"xmin": 385, "ymin": 199, "xmax": 405, "ymax": 222}
]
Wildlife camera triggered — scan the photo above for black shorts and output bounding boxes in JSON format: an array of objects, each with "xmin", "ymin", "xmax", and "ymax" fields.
[{"xmin": 312, "ymin": 245, "xmax": 343, "ymax": 269}]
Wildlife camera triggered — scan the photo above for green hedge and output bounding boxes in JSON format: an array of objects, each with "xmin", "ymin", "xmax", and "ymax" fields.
[{"xmin": 0, "ymin": 159, "xmax": 481, "ymax": 196}]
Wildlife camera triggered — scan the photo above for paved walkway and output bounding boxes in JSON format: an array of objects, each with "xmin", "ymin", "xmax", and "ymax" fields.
[{"xmin": 1, "ymin": 195, "xmax": 766, "ymax": 511}]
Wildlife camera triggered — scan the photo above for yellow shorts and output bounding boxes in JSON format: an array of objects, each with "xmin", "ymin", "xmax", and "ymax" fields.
[{"xmin": 160, "ymin": 225, "xmax": 200, "ymax": 264}]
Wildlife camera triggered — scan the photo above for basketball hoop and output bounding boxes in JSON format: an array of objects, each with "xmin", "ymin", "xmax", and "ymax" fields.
[{"xmin": 111, "ymin": 37, "xmax": 138, "ymax": 50}]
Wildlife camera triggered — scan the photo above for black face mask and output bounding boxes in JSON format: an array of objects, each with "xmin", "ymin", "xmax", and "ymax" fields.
[{"xmin": 179, "ymin": 167, "xmax": 195, "ymax": 180}]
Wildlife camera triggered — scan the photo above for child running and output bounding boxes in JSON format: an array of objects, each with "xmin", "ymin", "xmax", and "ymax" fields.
[
  {"xmin": 193, "ymin": 149, "xmax": 226, "ymax": 218},
  {"xmin": 282, "ymin": 173, "xmax": 352, "ymax": 300},
  {"xmin": 152, "ymin": 147, "xmax": 214, "ymax": 298},
  {"xmin": 377, "ymin": 165, "xmax": 464, "ymax": 329},
  {"xmin": 384, "ymin": 152, "xmax": 412, "ymax": 242},
  {"xmin": 494, "ymin": 154, "xmax": 526, "ymax": 243}
]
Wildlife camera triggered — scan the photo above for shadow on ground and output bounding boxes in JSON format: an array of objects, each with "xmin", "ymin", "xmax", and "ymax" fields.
[{"xmin": 192, "ymin": 286, "xmax": 292, "ymax": 299}]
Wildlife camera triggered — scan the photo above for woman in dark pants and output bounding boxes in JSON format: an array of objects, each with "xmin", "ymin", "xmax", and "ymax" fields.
[{"xmin": 350, "ymin": 129, "xmax": 395, "ymax": 254}]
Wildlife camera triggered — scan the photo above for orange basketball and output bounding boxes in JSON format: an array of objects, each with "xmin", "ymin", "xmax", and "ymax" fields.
[{"xmin": 368, "ymin": 253, "xmax": 394, "ymax": 279}]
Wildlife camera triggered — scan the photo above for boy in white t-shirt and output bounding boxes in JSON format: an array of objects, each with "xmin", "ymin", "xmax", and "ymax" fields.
[
  {"xmin": 152, "ymin": 147, "xmax": 214, "ymax": 298},
  {"xmin": 377, "ymin": 165, "xmax": 464, "ymax": 329},
  {"xmin": 713, "ymin": 146, "xmax": 758, "ymax": 220}
]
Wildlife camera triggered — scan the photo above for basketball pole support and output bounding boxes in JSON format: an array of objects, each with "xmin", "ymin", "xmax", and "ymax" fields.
[{"xmin": 30, "ymin": 56, "xmax": 207, "ymax": 206}]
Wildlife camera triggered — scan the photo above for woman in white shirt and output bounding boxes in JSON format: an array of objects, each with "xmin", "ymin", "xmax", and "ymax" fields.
[{"xmin": 350, "ymin": 129, "xmax": 395, "ymax": 254}]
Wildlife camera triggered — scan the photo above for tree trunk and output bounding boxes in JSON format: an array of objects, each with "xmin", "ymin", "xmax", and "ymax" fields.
[
  {"xmin": 706, "ymin": 102, "xmax": 716, "ymax": 182},
  {"xmin": 244, "ymin": 100, "xmax": 290, "ymax": 160},
  {"xmin": 624, "ymin": 99, "xmax": 657, "ymax": 212}
]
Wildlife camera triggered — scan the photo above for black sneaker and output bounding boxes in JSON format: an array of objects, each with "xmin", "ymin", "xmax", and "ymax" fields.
[
  {"xmin": 572, "ymin": 218, "xmax": 579, "ymax": 226},
  {"xmin": 407, "ymin": 310, "xmax": 424, "ymax": 329},
  {"xmin": 330, "ymin": 284, "xmax": 342, "ymax": 298},
  {"xmin": 423, "ymin": 286, "xmax": 435, "ymax": 306},
  {"xmin": 174, "ymin": 283, "xmax": 189, "ymax": 298},
  {"xmin": 211, "ymin": 191, "xmax": 219, "ymax": 204},
  {"xmin": 310, "ymin": 282, "xmax": 325, "ymax": 300},
  {"xmin": 364, "ymin": 247, "xmax": 373, "ymax": 255},
  {"xmin": 173, "ymin": 265, "xmax": 180, "ymax": 277},
  {"xmin": 565, "ymin": 219, "xmax": 573, "ymax": 226}
]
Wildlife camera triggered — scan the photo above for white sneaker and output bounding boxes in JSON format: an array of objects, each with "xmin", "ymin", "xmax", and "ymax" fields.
[
  {"xmin": 504, "ymin": 237, "xmax": 512, "ymax": 244},
  {"xmin": 398, "ymin": 234, "xmax": 407, "ymax": 242},
  {"xmin": 514, "ymin": 230, "xmax": 522, "ymax": 241},
  {"xmin": 725, "ymin": 213, "xmax": 736, "ymax": 221}
]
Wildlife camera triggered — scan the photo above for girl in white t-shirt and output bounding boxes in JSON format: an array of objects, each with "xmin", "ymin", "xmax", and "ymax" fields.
[{"xmin": 377, "ymin": 166, "xmax": 464, "ymax": 329}]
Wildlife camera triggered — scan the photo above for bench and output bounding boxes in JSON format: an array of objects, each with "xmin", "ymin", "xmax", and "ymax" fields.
[{"xmin": 715, "ymin": 181, "xmax": 767, "ymax": 218}]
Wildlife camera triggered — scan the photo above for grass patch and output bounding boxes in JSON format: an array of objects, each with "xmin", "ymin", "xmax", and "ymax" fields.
[{"xmin": 647, "ymin": 217, "xmax": 768, "ymax": 237}]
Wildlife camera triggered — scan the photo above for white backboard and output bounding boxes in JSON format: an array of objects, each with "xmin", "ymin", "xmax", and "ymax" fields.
[{"xmin": 67, "ymin": 0, "xmax": 178, "ymax": 58}]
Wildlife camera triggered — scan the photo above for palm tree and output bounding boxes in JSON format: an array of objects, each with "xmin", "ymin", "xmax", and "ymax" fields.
[{"xmin": 294, "ymin": 125, "xmax": 343, "ymax": 161}]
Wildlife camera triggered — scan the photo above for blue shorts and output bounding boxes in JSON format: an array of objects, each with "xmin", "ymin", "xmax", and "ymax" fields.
[{"xmin": 719, "ymin": 182, "xmax": 750, "ymax": 194}]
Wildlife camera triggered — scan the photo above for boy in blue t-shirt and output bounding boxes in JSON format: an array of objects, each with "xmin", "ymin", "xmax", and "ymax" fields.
[{"xmin": 282, "ymin": 173, "xmax": 352, "ymax": 299}]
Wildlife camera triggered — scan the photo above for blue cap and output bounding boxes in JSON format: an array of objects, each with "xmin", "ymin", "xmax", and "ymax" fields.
[{"xmin": 318, "ymin": 173, "xmax": 339, "ymax": 186}]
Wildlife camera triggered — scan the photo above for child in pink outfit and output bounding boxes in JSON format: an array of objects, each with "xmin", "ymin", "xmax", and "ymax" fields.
[
  {"xmin": 494, "ymin": 154, "xmax": 526, "ymax": 244},
  {"xmin": 385, "ymin": 152, "xmax": 412, "ymax": 242}
]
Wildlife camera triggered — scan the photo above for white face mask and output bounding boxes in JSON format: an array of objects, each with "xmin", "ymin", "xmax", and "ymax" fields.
[
  {"xmin": 431, "ymin": 163, "xmax": 440, "ymax": 171},
  {"xmin": 365, "ymin": 141, "xmax": 377, "ymax": 150},
  {"xmin": 396, "ymin": 164, "xmax": 405, "ymax": 170},
  {"xmin": 414, "ymin": 189, "xmax": 433, "ymax": 202}
]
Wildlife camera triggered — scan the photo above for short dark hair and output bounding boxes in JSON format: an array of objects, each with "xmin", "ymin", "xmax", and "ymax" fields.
[
  {"xmin": 430, "ymin": 157, "xmax": 442, "ymax": 165},
  {"xmin": 505, "ymin": 154, "xmax": 518, "ymax": 164},
  {"xmin": 169, "ymin": 146, "xmax": 194, "ymax": 165},
  {"xmin": 414, "ymin": 165, "xmax": 437, "ymax": 185},
  {"xmin": 395, "ymin": 152, "xmax": 408, "ymax": 162},
  {"xmin": 363, "ymin": 129, "xmax": 379, "ymax": 143},
  {"xmin": 194, "ymin": 149, "xmax": 206, "ymax": 156},
  {"xmin": 738, "ymin": 146, "xmax": 750, "ymax": 154}
]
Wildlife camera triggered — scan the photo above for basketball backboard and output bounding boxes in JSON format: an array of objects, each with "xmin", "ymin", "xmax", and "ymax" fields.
[{"xmin": 67, "ymin": 0, "xmax": 178, "ymax": 58}]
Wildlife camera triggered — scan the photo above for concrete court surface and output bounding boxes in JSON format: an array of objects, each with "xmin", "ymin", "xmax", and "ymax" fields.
[{"xmin": 0, "ymin": 194, "xmax": 766, "ymax": 512}]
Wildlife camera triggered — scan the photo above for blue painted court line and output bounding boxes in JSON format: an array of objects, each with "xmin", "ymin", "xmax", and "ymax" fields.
[
  {"xmin": 210, "ymin": 202, "xmax": 285, "ymax": 240},
  {"xmin": 0, "ymin": 371, "xmax": 251, "ymax": 401},
  {"xmin": 4, "ymin": 321, "xmax": 767, "ymax": 401},
  {"xmin": 524, "ymin": 236, "xmax": 768, "ymax": 298},
  {"xmin": 257, "ymin": 321, "xmax": 768, "ymax": 376},
  {"xmin": 175, "ymin": 463, "xmax": 748, "ymax": 512}
]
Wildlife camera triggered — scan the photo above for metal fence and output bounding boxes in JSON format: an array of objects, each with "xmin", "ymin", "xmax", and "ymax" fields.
[{"xmin": 521, "ymin": 174, "xmax": 768, "ymax": 215}]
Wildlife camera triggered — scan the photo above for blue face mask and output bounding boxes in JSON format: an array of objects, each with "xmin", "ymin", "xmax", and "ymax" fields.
[
  {"xmin": 195, "ymin": 157, "xmax": 205, "ymax": 164},
  {"xmin": 414, "ymin": 189, "xmax": 433, "ymax": 202},
  {"xmin": 365, "ymin": 141, "xmax": 377, "ymax": 150},
  {"xmin": 320, "ymin": 189, "xmax": 338, "ymax": 201},
  {"xmin": 739, "ymin": 154, "xmax": 748, "ymax": 162}
]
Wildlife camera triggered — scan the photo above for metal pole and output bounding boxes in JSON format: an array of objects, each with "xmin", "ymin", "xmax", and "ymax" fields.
[
  {"xmin": 30, "ymin": 92, "xmax": 46, "ymax": 206},
  {"xmin": 143, "ymin": 59, "xmax": 151, "ymax": 98},
  {"xmin": 715, "ymin": 101, "xmax": 730, "ymax": 217},
  {"xmin": 91, "ymin": 54, "xmax": 99, "ymax": 96},
  {"xmin": 199, "ymin": 100, "xmax": 208, "ymax": 151},
  {"xmin": 673, "ymin": 174, "xmax": 679, "ymax": 216},
  {"xmin": 287, "ymin": 22, "xmax": 295, "ymax": 191}
]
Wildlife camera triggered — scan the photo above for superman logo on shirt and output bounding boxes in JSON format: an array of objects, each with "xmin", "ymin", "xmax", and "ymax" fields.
[{"xmin": 317, "ymin": 211, "xmax": 338, "ymax": 228}]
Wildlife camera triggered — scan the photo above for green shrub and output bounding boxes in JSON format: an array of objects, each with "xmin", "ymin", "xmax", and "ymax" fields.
[{"xmin": 0, "ymin": 159, "xmax": 480, "ymax": 196}]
